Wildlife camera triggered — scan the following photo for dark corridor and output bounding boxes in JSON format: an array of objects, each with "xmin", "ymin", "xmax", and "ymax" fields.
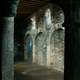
[{"xmin": 1, "ymin": 0, "xmax": 80, "ymax": 80}]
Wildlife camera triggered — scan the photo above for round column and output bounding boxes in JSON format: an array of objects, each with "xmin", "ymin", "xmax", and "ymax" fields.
[{"xmin": 2, "ymin": 17, "xmax": 14, "ymax": 80}]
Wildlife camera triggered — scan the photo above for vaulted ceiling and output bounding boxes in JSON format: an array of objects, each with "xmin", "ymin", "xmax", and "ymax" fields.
[
  {"xmin": 17, "ymin": 0, "xmax": 71, "ymax": 17},
  {"xmin": 15, "ymin": 0, "xmax": 72, "ymax": 44},
  {"xmin": 17, "ymin": 0, "xmax": 49, "ymax": 16}
]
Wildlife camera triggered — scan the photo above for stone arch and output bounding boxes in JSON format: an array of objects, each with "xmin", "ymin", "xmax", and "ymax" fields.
[
  {"xmin": 35, "ymin": 32, "xmax": 47, "ymax": 65},
  {"xmin": 43, "ymin": 4, "xmax": 64, "ymax": 31},
  {"xmin": 43, "ymin": 8, "xmax": 52, "ymax": 31},
  {"xmin": 50, "ymin": 28, "xmax": 65, "ymax": 72},
  {"xmin": 48, "ymin": 5, "xmax": 65, "ymax": 72},
  {"xmin": 24, "ymin": 34, "xmax": 33, "ymax": 62}
]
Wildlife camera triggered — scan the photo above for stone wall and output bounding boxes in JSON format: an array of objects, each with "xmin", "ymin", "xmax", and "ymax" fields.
[
  {"xmin": 35, "ymin": 32, "xmax": 47, "ymax": 65},
  {"xmin": 50, "ymin": 28, "xmax": 64, "ymax": 71},
  {"xmin": 24, "ymin": 3, "xmax": 65, "ymax": 72}
]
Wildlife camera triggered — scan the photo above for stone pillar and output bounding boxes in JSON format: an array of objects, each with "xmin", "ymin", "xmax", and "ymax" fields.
[
  {"xmin": 46, "ymin": 26, "xmax": 54, "ymax": 66},
  {"xmin": 2, "ymin": 17, "xmax": 14, "ymax": 80},
  {"xmin": 32, "ymin": 38, "xmax": 36, "ymax": 63},
  {"xmin": 24, "ymin": 39, "xmax": 28, "ymax": 60},
  {"xmin": 46, "ymin": 32, "xmax": 52, "ymax": 66},
  {"xmin": 1, "ymin": 0, "xmax": 20, "ymax": 80},
  {"xmin": 46, "ymin": 41, "xmax": 51, "ymax": 66}
]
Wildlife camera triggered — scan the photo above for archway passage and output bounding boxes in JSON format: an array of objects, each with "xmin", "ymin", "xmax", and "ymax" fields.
[
  {"xmin": 35, "ymin": 32, "xmax": 47, "ymax": 65},
  {"xmin": 24, "ymin": 35, "xmax": 33, "ymax": 62},
  {"xmin": 14, "ymin": 3, "xmax": 65, "ymax": 80},
  {"xmin": 50, "ymin": 28, "xmax": 65, "ymax": 72},
  {"xmin": 1, "ymin": 0, "xmax": 80, "ymax": 79}
]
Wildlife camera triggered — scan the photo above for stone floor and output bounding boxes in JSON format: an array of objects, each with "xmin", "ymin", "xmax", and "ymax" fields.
[{"xmin": 14, "ymin": 62, "xmax": 64, "ymax": 80}]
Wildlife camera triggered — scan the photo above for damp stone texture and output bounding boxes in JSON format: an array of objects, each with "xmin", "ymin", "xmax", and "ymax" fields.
[
  {"xmin": 2, "ymin": 17, "xmax": 14, "ymax": 80},
  {"xmin": 24, "ymin": 4, "xmax": 65, "ymax": 72},
  {"xmin": 50, "ymin": 28, "xmax": 64, "ymax": 72},
  {"xmin": 35, "ymin": 32, "xmax": 47, "ymax": 65}
]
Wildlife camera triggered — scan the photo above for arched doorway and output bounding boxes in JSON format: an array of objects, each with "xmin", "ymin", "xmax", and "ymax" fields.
[
  {"xmin": 24, "ymin": 34, "xmax": 33, "ymax": 62},
  {"xmin": 50, "ymin": 28, "xmax": 65, "ymax": 72},
  {"xmin": 35, "ymin": 32, "xmax": 47, "ymax": 65}
]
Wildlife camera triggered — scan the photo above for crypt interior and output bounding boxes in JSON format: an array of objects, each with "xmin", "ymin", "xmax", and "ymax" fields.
[{"xmin": 1, "ymin": 0, "xmax": 80, "ymax": 80}]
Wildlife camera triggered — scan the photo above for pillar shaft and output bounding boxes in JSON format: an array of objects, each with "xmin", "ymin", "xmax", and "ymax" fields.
[
  {"xmin": 24, "ymin": 40, "xmax": 28, "ymax": 60},
  {"xmin": 2, "ymin": 17, "xmax": 14, "ymax": 80},
  {"xmin": 32, "ymin": 39, "xmax": 36, "ymax": 63}
]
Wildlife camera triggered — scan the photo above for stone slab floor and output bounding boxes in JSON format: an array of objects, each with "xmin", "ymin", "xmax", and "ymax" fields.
[{"xmin": 14, "ymin": 62, "xmax": 64, "ymax": 80}]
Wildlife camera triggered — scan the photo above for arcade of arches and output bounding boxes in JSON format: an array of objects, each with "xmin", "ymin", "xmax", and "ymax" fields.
[
  {"xmin": 1, "ymin": 0, "xmax": 80, "ymax": 80},
  {"xmin": 14, "ymin": 3, "xmax": 65, "ymax": 80},
  {"xmin": 2, "ymin": 3, "xmax": 65, "ymax": 80},
  {"xmin": 24, "ymin": 4, "xmax": 65, "ymax": 72}
]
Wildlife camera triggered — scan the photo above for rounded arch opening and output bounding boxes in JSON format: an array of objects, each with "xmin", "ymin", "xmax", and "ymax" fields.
[
  {"xmin": 50, "ymin": 28, "xmax": 65, "ymax": 72},
  {"xmin": 35, "ymin": 32, "xmax": 47, "ymax": 65},
  {"xmin": 24, "ymin": 34, "xmax": 33, "ymax": 62}
]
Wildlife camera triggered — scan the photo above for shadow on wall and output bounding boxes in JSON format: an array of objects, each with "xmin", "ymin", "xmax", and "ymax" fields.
[{"xmin": 14, "ymin": 42, "xmax": 23, "ymax": 62}]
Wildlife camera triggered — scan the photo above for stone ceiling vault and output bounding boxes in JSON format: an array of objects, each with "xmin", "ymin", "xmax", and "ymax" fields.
[
  {"xmin": 17, "ymin": 0, "xmax": 70, "ymax": 17},
  {"xmin": 17, "ymin": 0, "xmax": 50, "ymax": 17}
]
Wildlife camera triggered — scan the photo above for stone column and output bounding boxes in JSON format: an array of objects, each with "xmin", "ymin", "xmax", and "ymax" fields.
[
  {"xmin": 46, "ymin": 27, "xmax": 53, "ymax": 66},
  {"xmin": 32, "ymin": 38, "xmax": 36, "ymax": 63},
  {"xmin": 1, "ymin": 0, "xmax": 20, "ymax": 80},
  {"xmin": 2, "ymin": 17, "xmax": 14, "ymax": 80},
  {"xmin": 46, "ymin": 33, "xmax": 51, "ymax": 66}
]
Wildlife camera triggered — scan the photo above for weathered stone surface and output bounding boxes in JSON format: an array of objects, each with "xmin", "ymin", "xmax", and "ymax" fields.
[
  {"xmin": 50, "ymin": 28, "xmax": 64, "ymax": 71},
  {"xmin": 24, "ymin": 3, "xmax": 65, "ymax": 72},
  {"xmin": 2, "ymin": 17, "xmax": 14, "ymax": 80},
  {"xmin": 35, "ymin": 32, "xmax": 47, "ymax": 65}
]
